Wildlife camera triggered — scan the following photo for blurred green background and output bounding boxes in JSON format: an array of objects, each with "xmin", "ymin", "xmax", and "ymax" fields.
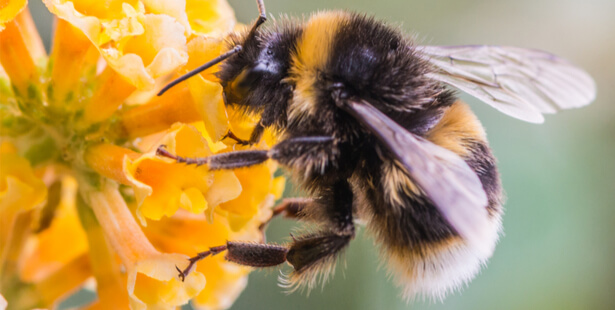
[{"xmin": 29, "ymin": 0, "xmax": 615, "ymax": 309}]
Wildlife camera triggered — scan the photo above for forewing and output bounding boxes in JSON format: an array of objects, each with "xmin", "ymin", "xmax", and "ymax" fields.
[
  {"xmin": 341, "ymin": 99, "xmax": 491, "ymax": 253},
  {"xmin": 419, "ymin": 45, "xmax": 596, "ymax": 123}
]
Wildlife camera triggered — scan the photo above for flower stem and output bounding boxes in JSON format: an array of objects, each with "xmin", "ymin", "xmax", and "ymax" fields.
[
  {"xmin": 81, "ymin": 179, "xmax": 158, "ymax": 266},
  {"xmin": 77, "ymin": 194, "xmax": 130, "ymax": 308},
  {"xmin": 48, "ymin": 19, "xmax": 97, "ymax": 109},
  {"xmin": 0, "ymin": 210, "xmax": 34, "ymax": 290},
  {"xmin": 81, "ymin": 68, "xmax": 135, "ymax": 126},
  {"xmin": 0, "ymin": 10, "xmax": 41, "ymax": 101}
]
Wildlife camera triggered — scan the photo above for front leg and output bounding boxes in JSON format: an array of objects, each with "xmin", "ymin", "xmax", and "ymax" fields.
[
  {"xmin": 156, "ymin": 136, "xmax": 336, "ymax": 171},
  {"xmin": 269, "ymin": 136, "xmax": 340, "ymax": 182}
]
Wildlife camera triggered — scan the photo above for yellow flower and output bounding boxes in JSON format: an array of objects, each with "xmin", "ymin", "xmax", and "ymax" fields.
[
  {"xmin": 0, "ymin": 0, "xmax": 283, "ymax": 309},
  {"xmin": 20, "ymin": 177, "xmax": 88, "ymax": 283},
  {"xmin": 83, "ymin": 182, "xmax": 206, "ymax": 310},
  {"xmin": 0, "ymin": 147, "xmax": 47, "ymax": 254},
  {"xmin": 144, "ymin": 212, "xmax": 255, "ymax": 310}
]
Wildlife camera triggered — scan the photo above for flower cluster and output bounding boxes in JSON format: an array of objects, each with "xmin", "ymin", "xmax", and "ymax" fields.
[{"xmin": 0, "ymin": 0, "xmax": 284, "ymax": 309}]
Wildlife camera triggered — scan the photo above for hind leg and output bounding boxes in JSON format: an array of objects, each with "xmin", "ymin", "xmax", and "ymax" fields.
[
  {"xmin": 282, "ymin": 181, "xmax": 355, "ymax": 289},
  {"xmin": 258, "ymin": 198, "xmax": 314, "ymax": 240},
  {"xmin": 178, "ymin": 181, "xmax": 355, "ymax": 288}
]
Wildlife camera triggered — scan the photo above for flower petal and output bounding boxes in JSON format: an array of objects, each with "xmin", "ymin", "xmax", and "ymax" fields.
[
  {"xmin": 179, "ymin": 36, "xmax": 233, "ymax": 140},
  {"xmin": 187, "ymin": 75, "xmax": 229, "ymax": 143},
  {"xmin": 192, "ymin": 255, "xmax": 249, "ymax": 310},
  {"xmin": 0, "ymin": 0, "xmax": 27, "ymax": 31},
  {"xmin": 218, "ymin": 161, "xmax": 277, "ymax": 231},
  {"xmin": 143, "ymin": 212, "xmax": 256, "ymax": 310},
  {"xmin": 141, "ymin": 0, "xmax": 191, "ymax": 35},
  {"xmin": 128, "ymin": 253, "xmax": 206, "ymax": 310},
  {"xmin": 118, "ymin": 86, "xmax": 201, "ymax": 138},
  {"xmin": 0, "ymin": 293, "xmax": 6, "ymax": 310},
  {"xmin": 0, "ymin": 8, "xmax": 43, "ymax": 99},
  {"xmin": 1, "ymin": 153, "xmax": 47, "ymax": 248},
  {"xmin": 186, "ymin": 0, "xmax": 236, "ymax": 36},
  {"xmin": 124, "ymin": 123, "xmax": 241, "ymax": 223},
  {"xmin": 44, "ymin": 0, "xmax": 189, "ymax": 90},
  {"xmin": 20, "ymin": 177, "xmax": 88, "ymax": 282},
  {"xmin": 48, "ymin": 19, "xmax": 98, "ymax": 107}
]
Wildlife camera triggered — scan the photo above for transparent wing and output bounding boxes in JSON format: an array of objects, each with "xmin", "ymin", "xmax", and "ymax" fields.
[
  {"xmin": 341, "ymin": 99, "xmax": 491, "ymax": 253},
  {"xmin": 419, "ymin": 45, "xmax": 596, "ymax": 123}
]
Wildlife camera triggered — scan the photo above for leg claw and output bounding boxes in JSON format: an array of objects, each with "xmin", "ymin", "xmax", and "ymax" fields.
[
  {"xmin": 176, "ymin": 246, "xmax": 227, "ymax": 282},
  {"xmin": 176, "ymin": 265, "xmax": 187, "ymax": 282},
  {"xmin": 222, "ymin": 130, "xmax": 250, "ymax": 146}
]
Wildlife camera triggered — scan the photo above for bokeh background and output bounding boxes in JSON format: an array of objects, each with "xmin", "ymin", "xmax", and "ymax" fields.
[{"xmin": 28, "ymin": 0, "xmax": 615, "ymax": 309}]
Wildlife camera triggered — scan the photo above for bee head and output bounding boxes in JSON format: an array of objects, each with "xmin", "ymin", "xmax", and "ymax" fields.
[{"xmin": 217, "ymin": 30, "xmax": 299, "ymax": 118}]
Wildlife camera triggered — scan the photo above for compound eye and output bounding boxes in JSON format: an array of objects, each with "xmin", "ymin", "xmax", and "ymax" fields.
[
  {"xmin": 237, "ymin": 66, "xmax": 263, "ymax": 88},
  {"xmin": 224, "ymin": 63, "xmax": 275, "ymax": 104}
]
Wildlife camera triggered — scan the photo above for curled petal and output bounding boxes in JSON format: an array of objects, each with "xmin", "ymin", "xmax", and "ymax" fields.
[
  {"xmin": 101, "ymin": 13, "xmax": 188, "ymax": 89},
  {"xmin": 70, "ymin": 0, "xmax": 141, "ymax": 21},
  {"xmin": 42, "ymin": 0, "xmax": 102, "ymax": 44},
  {"xmin": 141, "ymin": 0, "xmax": 191, "ymax": 35},
  {"xmin": 185, "ymin": 0, "xmax": 236, "ymax": 36},
  {"xmin": 0, "ymin": 0, "xmax": 27, "ymax": 31},
  {"xmin": 124, "ymin": 123, "xmax": 241, "ymax": 223},
  {"xmin": 127, "ymin": 253, "xmax": 206, "ymax": 310},
  {"xmin": 144, "ymin": 212, "xmax": 257, "ymax": 310},
  {"xmin": 44, "ymin": 0, "xmax": 189, "ymax": 90},
  {"xmin": 192, "ymin": 255, "xmax": 248, "ymax": 310},
  {"xmin": 85, "ymin": 180, "xmax": 205, "ymax": 308},
  {"xmin": 119, "ymin": 14, "xmax": 188, "ymax": 82},
  {"xmin": 100, "ymin": 3, "xmax": 144, "ymax": 43}
]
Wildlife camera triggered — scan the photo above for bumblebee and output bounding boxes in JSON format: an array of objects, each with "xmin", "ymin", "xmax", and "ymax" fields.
[{"xmin": 156, "ymin": 0, "xmax": 595, "ymax": 299}]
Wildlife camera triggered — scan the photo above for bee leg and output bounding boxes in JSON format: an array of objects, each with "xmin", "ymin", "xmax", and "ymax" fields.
[
  {"xmin": 283, "ymin": 181, "xmax": 355, "ymax": 288},
  {"xmin": 259, "ymin": 198, "xmax": 314, "ymax": 241},
  {"xmin": 178, "ymin": 182, "xmax": 354, "ymax": 287},
  {"xmin": 178, "ymin": 242, "xmax": 289, "ymax": 281},
  {"xmin": 221, "ymin": 122, "xmax": 266, "ymax": 146},
  {"xmin": 248, "ymin": 122, "xmax": 265, "ymax": 144},
  {"xmin": 267, "ymin": 198, "xmax": 313, "ymax": 223},
  {"xmin": 221, "ymin": 130, "xmax": 250, "ymax": 146},
  {"xmin": 157, "ymin": 136, "xmax": 335, "ymax": 170},
  {"xmin": 285, "ymin": 231, "xmax": 353, "ymax": 275},
  {"xmin": 156, "ymin": 145, "xmax": 269, "ymax": 170}
]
